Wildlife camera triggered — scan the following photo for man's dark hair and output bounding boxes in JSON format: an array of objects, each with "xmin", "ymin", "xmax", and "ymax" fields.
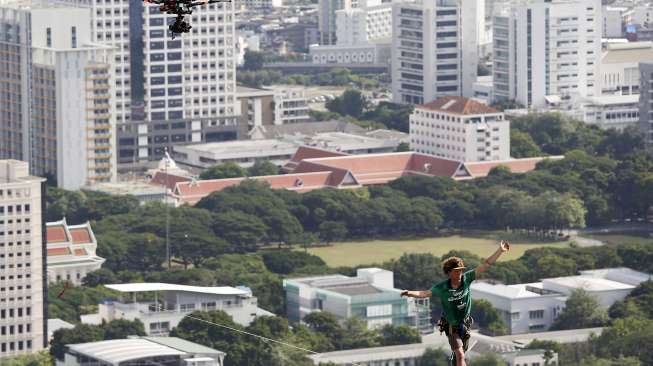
[{"xmin": 442, "ymin": 256, "xmax": 465, "ymax": 274}]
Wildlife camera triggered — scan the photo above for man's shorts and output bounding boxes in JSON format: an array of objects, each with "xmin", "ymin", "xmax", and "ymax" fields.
[{"xmin": 447, "ymin": 331, "xmax": 464, "ymax": 350}]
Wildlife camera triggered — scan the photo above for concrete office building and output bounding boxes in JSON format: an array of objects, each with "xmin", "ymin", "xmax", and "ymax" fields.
[
  {"xmin": 493, "ymin": 0, "xmax": 602, "ymax": 108},
  {"xmin": 409, "ymin": 97, "xmax": 510, "ymax": 162},
  {"xmin": 319, "ymin": 0, "xmax": 357, "ymax": 45},
  {"xmin": 0, "ymin": 2, "xmax": 117, "ymax": 189},
  {"xmin": 0, "ymin": 160, "xmax": 47, "ymax": 357},
  {"xmin": 284, "ymin": 268, "xmax": 431, "ymax": 332},
  {"xmin": 391, "ymin": 0, "xmax": 480, "ymax": 104},
  {"xmin": 50, "ymin": 0, "xmax": 240, "ymax": 166},
  {"xmin": 640, "ymin": 62, "xmax": 653, "ymax": 148},
  {"xmin": 600, "ymin": 42, "xmax": 653, "ymax": 96},
  {"xmin": 81, "ymin": 283, "xmax": 267, "ymax": 336},
  {"xmin": 603, "ymin": 6, "xmax": 627, "ymax": 38}
]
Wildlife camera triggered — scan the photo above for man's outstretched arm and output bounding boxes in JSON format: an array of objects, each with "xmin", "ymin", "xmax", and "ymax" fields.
[
  {"xmin": 476, "ymin": 240, "xmax": 510, "ymax": 276},
  {"xmin": 400, "ymin": 290, "xmax": 432, "ymax": 298}
]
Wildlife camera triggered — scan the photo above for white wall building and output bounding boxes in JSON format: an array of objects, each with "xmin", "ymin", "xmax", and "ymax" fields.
[
  {"xmin": 603, "ymin": 6, "xmax": 627, "ymax": 38},
  {"xmin": 472, "ymin": 268, "xmax": 652, "ymax": 334},
  {"xmin": 576, "ymin": 94, "xmax": 640, "ymax": 130},
  {"xmin": 600, "ymin": 41, "xmax": 653, "ymax": 96},
  {"xmin": 336, "ymin": 2, "xmax": 393, "ymax": 45},
  {"xmin": 0, "ymin": 160, "xmax": 47, "ymax": 356},
  {"xmin": 409, "ymin": 97, "xmax": 510, "ymax": 161},
  {"xmin": 57, "ymin": 337, "xmax": 226, "ymax": 366},
  {"xmin": 391, "ymin": 0, "xmax": 480, "ymax": 104},
  {"xmin": 0, "ymin": 3, "xmax": 117, "ymax": 190},
  {"xmin": 493, "ymin": 0, "xmax": 602, "ymax": 108},
  {"xmin": 319, "ymin": 0, "xmax": 355, "ymax": 44},
  {"xmin": 236, "ymin": 0, "xmax": 283, "ymax": 9},
  {"xmin": 284, "ymin": 268, "xmax": 432, "ymax": 332},
  {"xmin": 45, "ymin": 219, "xmax": 105, "ymax": 285},
  {"xmin": 54, "ymin": 0, "xmax": 240, "ymax": 165},
  {"xmin": 309, "ymin": 41, "xmax": 391, "ymax": 64},
  {"xmin": 274, "ymin": 88, "xmax": 311, "ymax": 124},
  {"xmin": 631, "ymin": 3, "xmax": 653, "ymax": 27},
  {"xmin": 80, "ymin": 283, "xmax": 265, "ymax": 336}
]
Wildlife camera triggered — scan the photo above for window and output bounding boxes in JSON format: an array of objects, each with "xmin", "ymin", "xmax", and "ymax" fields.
[
  {"xmin": 529, "ymin": 310, "xmax": 544, "ymax": 319},
  {"xmin": 46, "ymin": 27, "xmax": 51, "ymax": 47}
]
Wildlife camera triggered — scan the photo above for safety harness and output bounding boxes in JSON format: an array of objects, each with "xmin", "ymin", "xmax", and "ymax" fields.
[{"xmin": 436, "ymin": 316, "xmax": 473, "ymax": 352}]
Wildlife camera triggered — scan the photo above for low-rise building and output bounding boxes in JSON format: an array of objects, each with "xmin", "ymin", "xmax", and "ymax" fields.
[
  {"xmin": 309, "ymin": 41, "xmax": 391, "ymax": 65},
  {"xmin": 577, "ymin": 94, "xmax": 640, "ymax": 130},
  {"xmin": 640, "ymin": 62, "xmax": 653, "ymax": 149},
  {"xmin": 409, "ymin": 97, "xmax": 510, "ymax": 162},
  {"xmin": 56, "ymin": 337, "xmax": 225, "ymax": 366},
  {"xmin": 284, "ymin": 268, "xmax": 431, "ymax": 332},
  {"xmin": 274, "ymin": 88, "xmax": 311, "ymax": 124},
  {"xmin": 600, "ymin": 41, "xmax": 653, "ymax": 96},
  {"xmin": 46, "ymin": 219, "xmax": 105, "ymax": 285},
  {"xmin": 471, "ymin": 267, "xmax": 651, "ymax": 334},
  {"xmin": 80, "ymin": 283, "xmax": 267, "ymax": 336}
]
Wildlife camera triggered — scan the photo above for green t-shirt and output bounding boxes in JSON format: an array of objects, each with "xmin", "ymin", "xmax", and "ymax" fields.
[{"xmin": 430, "ymin": 270, "xmax": 476, "ymax": 326}]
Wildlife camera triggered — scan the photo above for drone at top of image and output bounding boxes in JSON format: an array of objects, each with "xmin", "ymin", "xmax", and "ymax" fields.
[{"xmin": 143, "ymin": 0, "xmax": 229, "ymax": 38}]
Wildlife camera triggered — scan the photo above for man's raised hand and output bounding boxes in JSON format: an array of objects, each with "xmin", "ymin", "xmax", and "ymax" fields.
[{"xmin": 500, "ymin": 240, "xmax": 510, "ymax": 252}]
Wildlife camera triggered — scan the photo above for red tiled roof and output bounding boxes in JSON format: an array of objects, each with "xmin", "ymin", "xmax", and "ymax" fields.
[
  {"xmin": 175, "ymin": 172, "xmax": 335, "ymax": 205},
  {"xmin": 462, "ymin": 156, "xmax": 564, "ymax": 178},
  {"xmin": 407, "ymin": 154, "xmax": 462, "ymax": 177},
  {"xmin": 418, "ymin": 96, "xmax": 500, "ymax": 115},
  {"xmin": 150, "ymin": 171, "xmax": 192, "ymax": 191},
  {"xmin": 47, "ymin": 247, "xmax": 71, "ymax": 256},
  {"xmin": 46, "ymin": 227, "xmax": 67, "ymax": 244},
  {"xmin": 283, "ymin": 146, "xmax": 350, "ymax": 172},
  {"xmin": 70, "ymin": 228, "xmax": 91, "ymax": 244},
  {"xmin": 74, "ymin": 248, "xmax": 87, "ymax": 256}
]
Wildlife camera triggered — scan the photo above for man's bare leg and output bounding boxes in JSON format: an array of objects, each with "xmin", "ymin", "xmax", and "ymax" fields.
[{"xmin": 454, "ymin": 347, "xmax": 466, "ymax": 366}]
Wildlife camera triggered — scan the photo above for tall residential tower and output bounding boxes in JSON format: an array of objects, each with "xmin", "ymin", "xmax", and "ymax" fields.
[
  {"xmin": 0, "ymin": 160, "xmax": 46, "ymax": 357},
  {"xmin": 391, "ymin": 0, "xmax": 480, "ymax": 104},
  {"xmin": 492, "ymin": 0, "xmax": 602, "ymax": 108}
]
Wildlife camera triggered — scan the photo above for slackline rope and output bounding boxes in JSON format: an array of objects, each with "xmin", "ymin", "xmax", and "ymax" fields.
[{"xmin": 185, "ymin": 314, "xmax": 365, "ymax": 366}]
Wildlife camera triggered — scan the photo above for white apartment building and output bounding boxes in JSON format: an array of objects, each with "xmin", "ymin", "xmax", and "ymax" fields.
[
  {"xmin": 53, "ymin": 0, "xmax": 239, "ymax": 166},
  {"xmin": 493, "ymin": 0, "xmax": 602, "ymax": 108},
  {"xmin": 45, "ymin": 219, "xmax": 105, "ymax": 285},
  {"xmin": 391, "ymin": 0, "xmax": 480, "ymax": 104},
  {"xmin": 600, "ymin": 41, "xmax": 653, "ymax": 96},
  {"xmin": 81, "ymin": 283, "xmax": 265, "ymax": 336},
  {"xmin": 640, "ymin": 62, "xmax": 653, "ymax": 147},
  {"xmin": 335, "ymin": 2, "xmax": 393, "ymax": 45},
  {"xmin": 409, "ymin": 97, "xmax": 510, "ymax": 161},
  {"xmin": 0, "ymin": 160, "xmax": 46, "ymax": 357},
  {"xmin": 0, "ymin": 3, "xmax": 117, "ymax": 190},
  {"xmin": 472, "ymin": 267, "xmax": 651, "ymax": 334},
  {"xmin": 274, "ymin": 88, "xmax": 311, "ymax": 124}
]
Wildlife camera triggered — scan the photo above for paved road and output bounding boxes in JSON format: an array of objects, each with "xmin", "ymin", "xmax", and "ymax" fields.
[{"xmin": 569, "ymin": 223, "xmax": 653, "ymax": 247}]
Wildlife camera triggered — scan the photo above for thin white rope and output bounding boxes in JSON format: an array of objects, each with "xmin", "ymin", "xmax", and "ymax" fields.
[{"xmin": 185, "ymin": 314, "xmax": 365, "ymax": 366}]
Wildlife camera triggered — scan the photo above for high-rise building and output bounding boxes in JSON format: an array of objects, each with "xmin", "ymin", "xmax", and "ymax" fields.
[
  {"xmin": 391, "ymin": 0, "xmax": 480, "ymax": 104},
  {"xmin": 409, "ymin": 96, "xmax": 510, "ymax": 161},
  {"xmin": 55, "ymin": 0, "xmax": 240, "ymax": 166},
  {"xmin": 492, "ymin": 0, "xmax": 602, "ymax": 108},
  {"xmin": 319, "ymin": 0, "xmax": 356, "ymax": 45},
  {"xmin": 0, "ymin": 160, "xmax": 46, "ymax": 357},
  {"xmin": 640, "ymin": 62, "xmax": 653, "ymax": 148},
  {"xmin": 335, "ymin": 2, "xmax": 393, "ymax": 46},
  {"xmin": 0, "ymin": 2, "xmax": 117, "ymax": 190}
]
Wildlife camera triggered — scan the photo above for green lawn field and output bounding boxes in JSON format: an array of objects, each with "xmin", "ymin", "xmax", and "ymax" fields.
[{"xmin": 304, "ymin": 232, "xmax": 571, "ymax": 267}]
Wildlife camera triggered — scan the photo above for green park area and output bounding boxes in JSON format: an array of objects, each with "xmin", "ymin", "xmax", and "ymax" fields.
[
  {"xmin": 584, "ymin": 232, "xmax": 653, "ymax": 246},
  {"xmin": 305, "ymin": 232, "xmax": 571, "ymax": 267}
]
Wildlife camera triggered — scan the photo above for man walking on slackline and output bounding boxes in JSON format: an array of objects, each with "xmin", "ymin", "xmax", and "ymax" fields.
[{"xmin": 401, "ymin": 241, "xmax": 510, "ymax": 366}]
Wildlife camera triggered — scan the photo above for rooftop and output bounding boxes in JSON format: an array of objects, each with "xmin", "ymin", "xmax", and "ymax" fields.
[
  {"xmin": 105, "ymin": 283, "xmax": 252, "ymax": 296},
  {"xmin": 471, "ymin": 282, "xmax": 557, "ymax": 299},
  {"xmin": 542, "ymin": 276, "xmax": 635, "ymax": 291},
  {"xmin": 495, "ymin": 327, "xmax": 604, "ymax": 345},
  {"xmin": 602, "ymin": 41, "xmax": 653, "ymax": 64},
  {"xmin": 418, "ymin": 96, "xmax": 500, "ymax": 115},
  {"xmin": 143, "ymin": 337, "xmax": 225, "ymax": 356},
  {"xmin": 67, "ymin": 338, "xmax": 187, "ymax": 366}
]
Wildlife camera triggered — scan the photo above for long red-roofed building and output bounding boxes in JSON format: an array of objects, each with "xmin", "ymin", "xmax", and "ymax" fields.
[
  {"xmin": 46, "ymin": 219, "xmax": 105, "ymax": 285},
  {"xmin": 170, "ymin": 146, "xmax": 563, "ymax": 205}
]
